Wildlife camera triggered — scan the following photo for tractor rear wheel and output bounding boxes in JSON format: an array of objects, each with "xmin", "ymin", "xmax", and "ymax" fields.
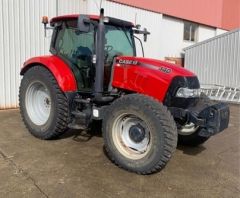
[
  {"xmin": 19, "ymin": 66, "xmax": 69, "ymax": 139},
  {"xmin": 103, "ymin": 94, "xmax": 178, "ymax": 174}
]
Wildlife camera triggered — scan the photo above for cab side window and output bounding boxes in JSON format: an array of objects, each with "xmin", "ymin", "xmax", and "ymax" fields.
[
  {"xmin": 54, "ymin": 20, "xmax": 94, "ymax": 91},
  {"xmin": 55, "ymin": 20, "xmax": 94, "ymax": 68}
]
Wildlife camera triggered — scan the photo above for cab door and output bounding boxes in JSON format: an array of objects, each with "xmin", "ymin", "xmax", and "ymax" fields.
[{"xmin": 52, "ymin": 20, "xmax": 95, "ymax": 92}]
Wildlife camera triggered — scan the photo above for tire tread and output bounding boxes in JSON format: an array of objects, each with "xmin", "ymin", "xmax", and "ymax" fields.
[
  {"xmin": 19, "ymin": 66, "xmax": 69, "ymax": 140},
  {"xmin": 103, "ymin": 94, "xmax": 178, "ymax": 174}
]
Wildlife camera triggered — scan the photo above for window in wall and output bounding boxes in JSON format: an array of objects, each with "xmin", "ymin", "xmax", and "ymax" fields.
[{"xmin": 183, "ymin": 21, "xmax": 198, "ymax": 42}]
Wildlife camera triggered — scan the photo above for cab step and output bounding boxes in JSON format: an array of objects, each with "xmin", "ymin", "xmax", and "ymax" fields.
[
  {"xmin": 74, "ymin": 98, "xmax": 90, "ymax": 104},
  {"xmin": 68, "ymin": 123, "xmax": 86, "ymax": 130},
  {"xmin": 72, "ymin": 110, "xmax": 87, "ymax": 118}
]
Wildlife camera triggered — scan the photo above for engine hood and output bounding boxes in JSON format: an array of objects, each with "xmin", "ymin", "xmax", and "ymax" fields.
[
  {"xmin": 115, "ymin": 56, "xmax": 195, "ymax": 77},
  {"xmin": 112, "ymin": 56, "xmax": 198, "ymax": 101}
]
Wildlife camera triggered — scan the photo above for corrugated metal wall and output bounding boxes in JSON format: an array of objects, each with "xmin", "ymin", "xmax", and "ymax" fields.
[
  {"xmin": 57, "ymin": 0, "xmax": 87, "ymax": 15},
  {"xmin": 0, "ymin": 0, "xmax": 162, "ymax": 109},
  {"xmin": 184, "ymin": 29, "xmax": 240, "ymax": 88},
  {"xmin": 0, "ymin": 0, "xmax": 87, "ymax": 109},
  {"xmin": 1, "ymin": 0, "xmax": 233, "ymax": 108}
]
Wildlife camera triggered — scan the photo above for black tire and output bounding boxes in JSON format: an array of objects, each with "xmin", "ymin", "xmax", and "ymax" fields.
[
  {"xmin": 103, "ymin": 94, "xmax": 178, "ymax": 174},
  {"xmin": 178, "ymin": 128, "xmax": 209, "ymax": 146},
  {"xmin": 19, "ymin": 66, "xmax": 70, "ymax": 139}
]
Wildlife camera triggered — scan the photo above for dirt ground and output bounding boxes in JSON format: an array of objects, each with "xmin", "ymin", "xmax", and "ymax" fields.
[{"xmin": 0, "ymin": 105, "xmax": 239, "ymax": 198}]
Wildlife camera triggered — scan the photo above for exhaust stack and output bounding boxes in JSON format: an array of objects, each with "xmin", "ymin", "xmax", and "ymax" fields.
[{"xmin": 94, "ymin": 8, "xmax": 105, "ymax": 99}]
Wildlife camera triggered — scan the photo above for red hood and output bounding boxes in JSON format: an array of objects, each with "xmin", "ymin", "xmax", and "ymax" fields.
[
  {"xmin": 112, "ymin": 56, "xmax": 197, "ymax": 101},
  {"xmin": 116, "ymin": 56, "xmax": 195, "ymax": 77}
]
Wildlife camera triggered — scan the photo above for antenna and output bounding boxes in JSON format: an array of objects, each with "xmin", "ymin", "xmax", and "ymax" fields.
[
  {"xmin": 134, "ymin": 13, "xmax": 137, "ymax": 26},
  {"xmin": 93, "ymin": 0, "xmax": 100, "ymax": 10},
  {"xmin": 93, "ymin": 0, "xmax": 104, "ymax": 12}
]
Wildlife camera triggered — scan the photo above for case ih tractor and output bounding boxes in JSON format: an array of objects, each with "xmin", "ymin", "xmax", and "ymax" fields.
[{"xmin": 19, "ymin": 10, "xmax": 229, "ymax": 174}]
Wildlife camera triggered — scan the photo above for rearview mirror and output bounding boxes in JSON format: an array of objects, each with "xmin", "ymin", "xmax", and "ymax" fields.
[
  {"xmin": 133, "ymin": 26, "xmax": 150, "ymax": 42},
  {"xmin": 143, "ymin": 28, "xmax": 150, "ymax": 42},
  {"xmin": 135, "ymin": 24, "xmax": 141, "ymax": 29},
  {"xmin": 78, "ymin": 15, "xmax": 91, "ymax": 32}
]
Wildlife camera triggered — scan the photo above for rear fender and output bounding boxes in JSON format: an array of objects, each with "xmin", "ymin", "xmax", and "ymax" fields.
[{"xmin": 21, "ymin": 55, "xmax": 77, "ymax": 92}]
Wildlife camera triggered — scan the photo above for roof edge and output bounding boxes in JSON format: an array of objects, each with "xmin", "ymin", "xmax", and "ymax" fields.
[{"xmin": 108, "ymin": 0, "xmax": 234, "ymax": 31}]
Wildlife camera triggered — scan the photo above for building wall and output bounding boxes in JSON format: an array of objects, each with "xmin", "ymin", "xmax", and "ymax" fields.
[
  {"xmin": 109, "ymin": 0, "xmax": 240, "ymax": 30},
  {"xmin": 0, "ymin": 0, "xmax": 87, "ymax": 109},
  {"xmin": 87, "ymin": 0, "xmax": 163, "ymax": 59},
  {"xmin": 0, "ymin": 0, "xmax": 229, "ymax": 108},
  {"xmin": 222, "ymin": 0, "xmax": 240, "ymax": 30},
  {"xmin": 198, "ymin": 26, "xmax": 216, "ymax": 42},
  {"xmin": 57, "ymin": 0, "xmax": 87, "ymax": 15},
  {"xmin": 157, "ymin": 15, "xmax": 225, "ymax": 59},
  {"xmin": 159, "ymin": 16, "xmax": 188, "ymax": 59},
  {"xmin": 216, "ymin": 28, "xmax": 228, "ymax": 35},
  {"xmin": 0, "ymin": 0, "xmax": 54, "ymax": 109},
  {"xmin": 184, "ymin": 29, "xmax": 240, "ymax": 87},
  {"xmin": 88, "ymin": 1, "xmax": 225, "ymax": 59}
]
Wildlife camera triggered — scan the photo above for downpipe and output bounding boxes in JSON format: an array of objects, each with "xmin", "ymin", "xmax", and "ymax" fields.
[{"xmin": 93, "ymin": 9, "xmax": 114, "ymax": 104}]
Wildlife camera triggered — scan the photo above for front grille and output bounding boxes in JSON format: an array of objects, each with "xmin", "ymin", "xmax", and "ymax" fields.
[{"xmin": 163, "ymin": 76, "xmax": 200, "ymax": 108}]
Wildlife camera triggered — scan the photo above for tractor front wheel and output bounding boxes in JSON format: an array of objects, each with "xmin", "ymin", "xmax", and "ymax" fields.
[
  {"xmin": 103, "ymin": 94, "xmax": 178, "ymax": 174},
  {"xmin": 19, "ymin": 66, "xmax": 70, "ymax": 139}
]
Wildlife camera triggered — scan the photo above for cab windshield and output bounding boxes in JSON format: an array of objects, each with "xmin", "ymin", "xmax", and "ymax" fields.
[{"xmin": 105, "ymin": 25, "xmax": 135, "ymax": 60}]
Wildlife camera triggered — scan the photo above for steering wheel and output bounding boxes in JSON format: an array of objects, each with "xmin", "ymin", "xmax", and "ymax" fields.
[{"xmin": 104, "ymin": 45, "xmax": 113, "ymax": 52}]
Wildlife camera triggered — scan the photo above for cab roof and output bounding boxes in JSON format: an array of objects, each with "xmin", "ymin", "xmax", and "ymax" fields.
[{"xmin": 50, "ymin": 14, "xmax": 134, "ymax": 27}]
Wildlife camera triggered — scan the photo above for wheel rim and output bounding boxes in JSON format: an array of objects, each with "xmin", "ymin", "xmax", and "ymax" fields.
[
  {"xmin": 25, "ymin": 81, "xmax": 51, "ymax": 126},
  {"xmin": 112, "ymin": 113, "xmax": 151, "ymax": 160},
  {"xmin": 178, "ymin": 123, "xmax": 198, "ymax": 135}
]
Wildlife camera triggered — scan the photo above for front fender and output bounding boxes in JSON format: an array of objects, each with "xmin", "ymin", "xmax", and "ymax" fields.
[{"xmin": 21, "ymin": 55, "xmax": 77, "ymax": 92}]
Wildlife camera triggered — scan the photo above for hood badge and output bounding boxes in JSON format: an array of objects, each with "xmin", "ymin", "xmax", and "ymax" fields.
[
  {"xmin": 118, "ymin": 59, "xmax": 138, "ymax": 65},
  {"xmin": 117, "ymin": 59, "xmax": 172, "ymax": 74}
]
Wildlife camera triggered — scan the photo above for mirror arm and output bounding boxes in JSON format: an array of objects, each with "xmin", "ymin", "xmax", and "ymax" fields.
[
  {"xmin": 133, "ymin": 29, "xmax": 150, "ymax": 35},
  {"xmin": 134, "ymin": 35, "xmax": 145, "ymax": 57},
  {"xmin": 43, "ymin": 24, "xmax": 54, "ymax": 37}
]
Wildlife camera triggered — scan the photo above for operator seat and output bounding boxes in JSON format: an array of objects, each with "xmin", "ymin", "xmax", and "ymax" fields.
[
  {"xmin": 72, "ymin": 46, "xmax": 92, "ymax": 66},
  {"xmin": 72, "ymin": 46, "xmax": 93, "ymax": 89}
]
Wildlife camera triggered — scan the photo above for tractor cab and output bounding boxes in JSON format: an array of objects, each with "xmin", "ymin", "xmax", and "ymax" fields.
[{"xmin": 48, "ymin": 13, "xmax": 146, "ymax": 93}]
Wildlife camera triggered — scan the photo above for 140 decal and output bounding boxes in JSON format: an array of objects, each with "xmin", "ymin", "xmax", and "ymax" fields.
[{"xmin": 159, "ymin": 67, "xmax": 172, "ymax": 74}]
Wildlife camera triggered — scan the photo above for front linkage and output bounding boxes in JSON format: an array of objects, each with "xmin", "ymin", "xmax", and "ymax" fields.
[{"xmin": 169, "ymin": 96, "xmax": 230, "ymax": 138}]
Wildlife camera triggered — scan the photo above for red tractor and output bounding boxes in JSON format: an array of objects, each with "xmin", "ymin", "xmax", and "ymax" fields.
[{"xmin": 19, "ymin": 10, "xmax": 229, "ymax": 174}]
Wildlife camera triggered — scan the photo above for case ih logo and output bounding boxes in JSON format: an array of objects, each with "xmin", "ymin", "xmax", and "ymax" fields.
[
  {"xmin": 117, "ymin": 59, "xmax": 172, "ymax": 74},
  {"xmin": 118, "ymin": 59, "xmax": 138, "ymax": 65},
  {"xmin": 159, "ymin": 67, "xmax": 172, "ymax": 74}
]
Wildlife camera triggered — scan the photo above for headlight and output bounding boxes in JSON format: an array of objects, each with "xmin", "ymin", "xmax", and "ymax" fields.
[{"xmin": 175, "ymin": 88, "xmax": 201, "ymax": 98}]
